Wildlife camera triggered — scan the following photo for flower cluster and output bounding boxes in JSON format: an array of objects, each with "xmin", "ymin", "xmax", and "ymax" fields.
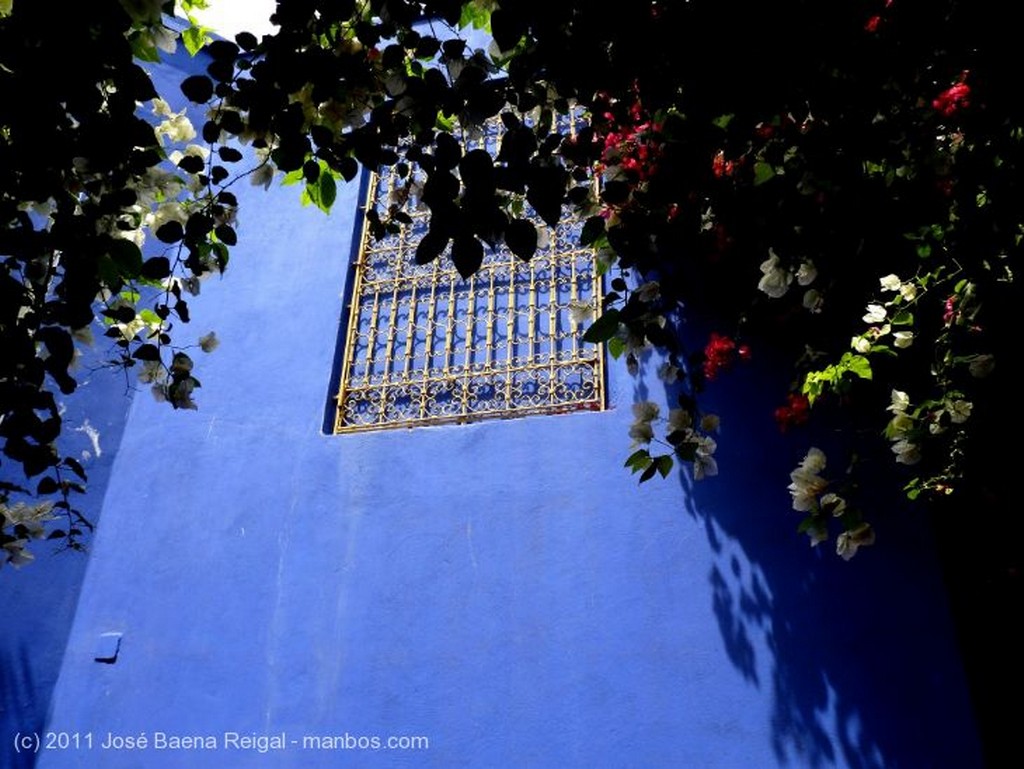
[
  {"xmin": 594, "ymin": 94, "xmax": 664, "ymax": 183},
  {"xmin": 774, "ymin": 392, "xmax": 810, "ymax": 432},
  {"xmin": 787, "ymin": 448, "xmax": 874, "ymax": 559},
  {"xmin": 627, "ymin": 402, "xmax": 720, "ymax": 482},
  {"xmin": 1, "ymin": 500, "xmax": 56, "ymax": 568},
  {"xmin": 933, "ymin": 72, "xmax": 971, "ymax": 118},
  {"xmin": 702, "ymin": 332, "xmax": 750, "ymax": 380},
  {"xmin": 757, "ymin": 248, "xmax": 818, "ymax": 309}
]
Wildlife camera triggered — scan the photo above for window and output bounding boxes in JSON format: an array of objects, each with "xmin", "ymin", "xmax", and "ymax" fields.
[{"xmin": 333, "ymin": 116, "xmax": 604, "ymax": 433}]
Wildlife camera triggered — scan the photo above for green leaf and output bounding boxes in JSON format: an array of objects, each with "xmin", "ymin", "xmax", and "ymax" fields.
[
  {"xmin": 639, "ymin": 462, "xmax": 659, "ymax": 483},
  {"xmin": 753, "ymin": 161, "xmax": 776, "ymax": 186},
  {"xmin": 891, "ymin": 310, "xmax": 914, "ymax": 326},
  {"xmin": 842, "ymin": 353, "xmax": 873, "ymax": 380},
  {"xmin": 625, "ymin": 449, "xmax": 652, "ymax": 473},
  {"xmin": 607, "ymin": 336, "xmax": 626, "ymax": 359},
  {"xmin": 183, "ymin": 24, "xmax": 212, "ymax": 57},
  {"xmin": 712, "ymin": 114, "xmax": 735, "ymax": 130},
  {"xmin": 655, "ymin": 455, "xmax": 674, "ymax": 478},
  {"xmin": 305, "ymin": 166, "xmax": 337, "ymax": 214},
  {"xmin": 582, "ymin": 309, "xmax": 621, "ymax": 344}
]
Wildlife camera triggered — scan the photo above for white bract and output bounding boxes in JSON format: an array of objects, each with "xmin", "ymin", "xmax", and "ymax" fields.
[
  {"xmin": 863, "ymin": 304, "xmax": 887, "ymax": 324},
  {"xmin": 758, "ymin": 248, "xmax": 792, "ymax": 298}
]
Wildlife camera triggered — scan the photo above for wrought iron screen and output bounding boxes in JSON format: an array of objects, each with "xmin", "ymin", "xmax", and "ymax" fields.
[{"xmin": 333, "ymin": 117, "xmax": 605, "ymax": 433}]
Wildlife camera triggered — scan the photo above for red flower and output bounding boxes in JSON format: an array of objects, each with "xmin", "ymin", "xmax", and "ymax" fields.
[
  {"xmin": 864, "ymin": 15, "xmax": 881, "ymax": 33},
  {"xmin": 703, "ymin": 333, "xmax": 748, "ymax": 380},
  {"xmin": 933, "ymin": 73, "xmax": 971, "ymax": 117},
  {"xmin": 712, "ymin": 150, "xmax": 735, "ymax": 178},
  {"xmin": 775, "ymin": 393, "xmax": 810, "ymax": 432}
]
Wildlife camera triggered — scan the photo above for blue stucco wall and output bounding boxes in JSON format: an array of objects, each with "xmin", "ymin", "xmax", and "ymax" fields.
[{"xmin": 5, "ymin": 40, "xmax": 984, "ymax": 769}]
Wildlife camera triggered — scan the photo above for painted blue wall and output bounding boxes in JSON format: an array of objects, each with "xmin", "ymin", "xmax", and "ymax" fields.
[{"xmin": 4, "ymin": 38, "xmax": 984, "ymax": 769}]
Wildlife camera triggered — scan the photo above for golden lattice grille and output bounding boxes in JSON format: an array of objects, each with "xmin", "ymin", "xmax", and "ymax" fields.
[{"xmin": 334, "ymin": 116, "xmax": 604, "ymax": 432}]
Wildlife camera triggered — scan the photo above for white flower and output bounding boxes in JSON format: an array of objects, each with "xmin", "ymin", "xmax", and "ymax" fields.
[
  {"xmin": 851, "ymin": 335, "xmax": 872, "ymax": 354},
  {"xmin": 568, "ymin": 300, "xmax": 592, "ymax": 325},
  {"xmin": 863, "ymin": 304, "xmax": 887, "ymax": 324},
  {"xmin": 900, "ymin": 283, "xmax": 918, "ymax": 301},
  {"xmin": 168, "ymin": 143, "xmax": 210, "ymax": 168},
  {"xmin": 700, "ymin": 414, "xmax": 720, "ymax": 433},
  {"xmin": 947, "ymin": 399, "xmax": 972, "ymax": 424},
  {"xmin": 888, "ymin": 389, "xmax": 910, "ymax": 413},
  {"xmin": 820, "ymin": 492, "xmax": 847, "ymax": 517},
  {"xmin": 137, "ymin": 360, "xmax": 165, "ymax": 384},
  {"xmin": 156, "ymin": 112, "xmax": 196, "ymax": 143},
  {"xmin": 836, "ymin": 523, "xmax": 875, "ymax": 560},
  {"xmin": 891, "ymin": 439, "xmax": 921, "ymax": 465},
  {"xmin": 880, "ymin": 274, "xmax": 902, "ymax": 292},
  {"xmin": 632, "ymin": 401, "xmax": 660, "ymax": 423},
  {"xmin": 788, "ymin": 447, "xmax": 829, "ymax": 511},
  {"xmin": 693, "ymin": 436, "xmax": 718, "ymax": 480},
  {"xmin": 893, "ymin": 331, "xmax": 914, "ymax": 348},
  {"xmin": 667, "ymin": 409, "xmax": 692, "ymax": 433},
  {"xmin": 536, "ymin": 225, "xmax": 551, "ymax": 250},
  {"xmin": 198, "ymin": 332, "xmax": 219, "ymax": 353},
  {"xmin": 2, "ymin": 540, "xmax": 34, "ymax": 568},
  {"xmin": 758, "ymin": 249, "xmax": 792, "ymax": 298},
  {"xmin": 887, "ymin": 412, "xmax": 914, "ymax": 436},
  {"xmin": 151, "ymin": 24, "xmax": 179, "ymax": 54},
  {"xmin": 595, "ymin": 247, "xmax": 617, "ymax": 274},
  {"xmin": 796, "ymin": 259, "xmax": 817, "ymax": 286},
  {"xmin": 657, "ymin": 361, "xmax": 680, "ymax": 384},
  {"xmin": 152, "ymin": 97, "xmax": 175, "ymax": 118},
  {"xmin": 802, "ymin": 289, "xmax": 824, "ymax": 313},
  {"xmin": 800, "ymin": 446, "xmax": 827, "ymax": 474},
  {"xmin": 146, "ymin": 201, "xmax": 188, "ymax": 233},
  {"xmin": 251, "ymin": 163, "xmax": 276, "ymax": 190},
  {"xmin": 628, "ymin": 421, "xmax": 654, "ymax": 445}
]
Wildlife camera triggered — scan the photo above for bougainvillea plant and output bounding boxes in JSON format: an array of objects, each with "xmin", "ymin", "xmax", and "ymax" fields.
[{"xmin": 2, "ymin": 0, "xmax": 1020, "ymax": 565}]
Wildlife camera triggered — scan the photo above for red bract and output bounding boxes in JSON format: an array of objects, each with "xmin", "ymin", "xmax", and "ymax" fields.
[
  {"xmin": 712, "ymin": 150, "xmax": 736, "ymax": 178},
  {"xmin": 703, "ymin": 333, "xmax": 747, "ymax": 380},
  {"xmin": 933, "ymin": 74, "xmax": 971, "ymax": 117},
  {"xmin": 775, "ymin": 393, "xmax": 810, "ymax": 432}
]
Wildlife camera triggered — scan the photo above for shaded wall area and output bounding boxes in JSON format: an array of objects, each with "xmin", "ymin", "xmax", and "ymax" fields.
[{"xmin": 1, "ymin": 351, "xmax": 135, "ymax": 769}]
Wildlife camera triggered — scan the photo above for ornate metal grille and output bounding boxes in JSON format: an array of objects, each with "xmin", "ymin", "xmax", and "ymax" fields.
[{"xmin": 333, "ymin": 117, "xmax": 605, "ymax": 433}]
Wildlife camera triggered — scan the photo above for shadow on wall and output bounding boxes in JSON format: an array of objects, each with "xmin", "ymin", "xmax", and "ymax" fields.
[
  {"xmin": 638, "ymin": 333, "xmax": 981, "ymax": 769},
  {"xmin": 1, "ymin": 645, "xmax": 43, "ymax": 769}
]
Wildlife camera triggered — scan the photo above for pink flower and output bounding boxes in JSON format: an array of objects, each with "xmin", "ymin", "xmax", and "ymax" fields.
[{"xmin": 943, "ymin": 295, "xmax": 957, "ymax": 326}]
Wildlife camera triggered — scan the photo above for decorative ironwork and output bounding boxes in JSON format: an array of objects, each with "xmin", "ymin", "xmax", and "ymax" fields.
[{"xmin": 334, "ymin": 116, "xmax": 604, "ymax": 433}]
